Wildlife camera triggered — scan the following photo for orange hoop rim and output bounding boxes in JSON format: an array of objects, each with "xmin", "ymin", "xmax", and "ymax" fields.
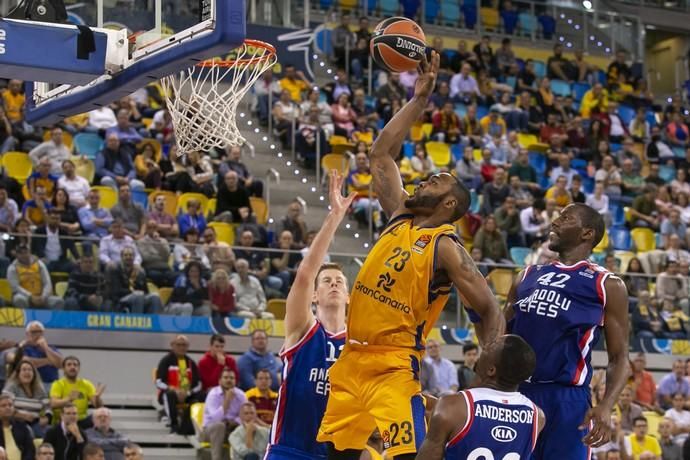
[{"xmin": 196, "ymin": 39, "xmax": 277, "ymax": 68}]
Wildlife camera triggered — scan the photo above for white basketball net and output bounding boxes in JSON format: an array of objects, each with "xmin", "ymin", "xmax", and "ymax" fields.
[{"xmin": 161, "ymin": 40, "xmax": 277, "ymax": 156}]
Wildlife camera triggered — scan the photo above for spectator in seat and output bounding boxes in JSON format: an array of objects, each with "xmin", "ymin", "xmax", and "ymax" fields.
[
  {"xmin": 137, "ymin": 220, "xmax": 175, "ymax": 288},
  {"xmin": 301, "ymin": 88, "xmax": 336, "ymax": 138},
  {"xmin": 233, "ymin": 231, "xmax": 276, "ymax": 290},
  {"xmin": 167, "ymin": 261, "xmax": 211, "ymax": 316},
  {"xmin": 231, "ymin": 259, "xmax": 271, "ymax": 319},
  {"xmin": 270, "ymin": 231, "xmax": 303, "ymax": 295},
  {"xmin": 455, "ymin": 146, "xmax": 482, "ymax": 191},
  {"xmin": 99, "ymin": 219, "xmax": 142, "ymax": 269},
  {"xmin": 244, "ymin": 370, "xmax": 277, "ymax": 426},
  {"xmin": 95, "ymin": 134, "xmax": 145, "ymax": 191},
  {"xmin": 658, "ymin": 360, "xmax": 690, "ymax": 410},
  {"xmin": 173, "ymin": 228, "xmax": 210, "ymax": 272},
  {"xmin": 666, "ymin": 234, "xmax": 690, "ymax": 265},
  {"xmin": 494, "ymin": 196, "xmax": 524, "ymax": 248},
  {"xmin": 620, "ymin": 159, "xmax": 645, "ymax": 201},
  {"xmin": 58, "ymin": 160, "xmax": 90, "ymax": 208},
  {"xmin": 662, "ymin": 209, "xmax": 689, "ymax": 250},
  {"xmin": 180, "ymin": 151, "xmax": 215, "ymax": 198},
  {"xmin": 0, "ymin": 185, "xmax": 18, "ymax": 235},
  {"xmin": 229, "ymin": 402, "xmax": 269, "ymax": 460},
  {"xmin": 65, "ymin": 254, "xmax": 107, "ymax": 312},
  {"xmin": 629, "ymin": 107, "xmax": 651, "ymax": 144},
  {"xmin": 481, "ymin": 166, "xmax": 509, "ymax": 215},
  {"xmin": 656, "ymin": 260, "xmax": 689, "ymax": 314},
  {"xmin": 123, "ymin": 444, "xmax": 142, "ymax": 460},
  {"xmin": 84, "ymin": 407, "xmax": 128, "ymax": 460},
  {"xmin": 660, "ymin": 298, "xmax": 688, "ymax": 340},
  {"xmin": 218, "ymin": 145, "xmax": 263, "ymax": 198},
  {"xmin": 520, "ymin": 199, "xmax": 549, "ymax": 246},
  {"xmin": 199, "ymin": 334, "xmax": 240, "ymax": 392},
  {"xmin": 16, "ymin": 321, "xmax": 62, "ymax": 387},
  {"xmin": 295, "ymin": 106, "xmax": 328, "ymax": 169},
  {"xmin": 480, "ymin": 107, "xmax": 507, "ymax": 140},
  {"xmin": 632, "ymin": 290, "xmax": 664, "ymax": 339},
  {"xmin": 215, "ymin": 171, "xmax": 251, "ymax": 224},
  {"xmin": 630, "ymin": 352, "xmax": 658, "ymax": 411},
  {"xmin": 148, "ymin": 194, "xmax": 178, "ymax": 239},
  {"xmin": 508, "ymin": 149, "xmax": 540, "ymax": 194},
  {"xmin": 208, "ymin": 269, "xmax": 236, "ymax": 318},
  {"xmin": 568, "ymin": 175, "xmax": 585, "ymax": 204},
  {"xmin": 133, "ymin": 143, "xmax": 162, "ymax": 189},
  {"xmin": 79, "ymin": 189, "xmax": 114, "ymax": 240},
  {"xmin": 178, "ymin": 198, "xmax": 206, "ymax": 238},
  {"xmin": 237, "ymin": 330, "xmax": 281, "ymax": 392},
  {"xmin": 580, "ymin": 83, "xmax": 609, "ymax": 119},
  {"xmin": 627, "ymin": 416, "xmax": 662, "ymax": 459},
  {"xmin": 645, "ymin": 163, "xmax": 667, "ymax": 187},
  {"xmin": 0, "ymin": 106, "xmax": 14, "ymax": 155},
  {"xmin": 44, "ymin": 403, "xmax": 87, "ymax": 460},
  {"xmin": 50, "ymin": 356, "xmax": 105, "ymax": 429},
  {"xmin": 544, "ymin": 175, "xmax": 572, "ymax": 209},
  {"xmin": 508, "ymin": 174, "xmax": 534, "ymax": 209},
  {"xmin": 201, "ymin": 368, "xmax": 247, "ymax": 460},
  {"xmin": 8, "ymin": 244, "xmax": 63, "ymax": 310},
  {"xmin": 549, "ymin": 152, "xmax": 577, "ymax": 187},
  {"xmin": 22, "ymin": 184, "xmax": 52, "ymax": 227},
  {"xmin": 658, "ymin": 418, "xmax": 682, "ymax": 460},
  {"xmin": 472, "ymin": 215, "xmax": 511, "ymax": 265},
  {"xmin": 36, "ymin": 443, "xmax": 55, "ymax": 460},
  {"xmin": 3, "ymin": 359, "xmax": 51, "ymax": 437},
  {"xmin": 277, "ymin": 201, "xmax": 307, "ymax": 249},
  {"xmin": 202, "ymin": 227, "xmax": 234, "ymax": 274},
  {"xmin": 431, "ymin": 101, "xmax": 462, "ymax": 144},
  {"xmin": 450, "ymin": 63, "xmax": 479, "ymax": 104},
  {"xmin": 279, "ymin": 65, "xmax": 310, "ymax": 103},
  {"xmin": 155, "ymin": 335, "xmax": 203, "ymax": 435},
  {"xmin": 331, "ymin": 93, "xmax": 357, "ymax": 137},
  {"xmin": 607, "ymin": 50, "xmax": 631, "ymax": 87},
  {"xmin": 664, "ymin": 393, "xmax": 690, "ymax": 446},
  {"xmin": 375, "ymin": 73, "xmax": 406, "ymax": 119},
  {"xmin": 630, "ymin": 184, "xmax": 659, "ymax": 229},
  {"xmin": 423, "ymin": 340, "xmax": 458, "ymax": 396},
  {"xmin": 105, "ymin": 109, "xmax": 142, "ymax": 155},
  {"xmin": 87, "ymin": 106, "xmax": 117, "ymax": 133},
  {"xmin": 457, "ymin": 343, "xmax": 479, "ymax": 391},
  {"xmin": 0, "ymin": 394, "xmax": 35, "ymax": 460},
  {"xmin": 615, "ymin": 386, "xmax": 643, "ymax": 433},
  {"xmin": 647, "ymin": 127, "xmax": 675, "ymax": 165},
  {"xmin": 547, "ymin": 43, "xmax": 576, "ymax": 83},
  {"xmin": 106, "ymin": 246, "xmax": 160, "ymax": 314},
  {"xmin": 252, "ymin": 70, "xmax": 282, "ymax": 126},
  {"xmin": 272, "ymin": 90, "xmax": 300, "ymax": 149},
  {"xmin": 111, "ymin": 184, "xmax": 146, "ymax": 240},
  {"xmin": 49, "ymin": 188, "xmax": 81, "ymax": 237},
  {"xmin": 33, "ymin": 209, "xmax": 78, "ymax": 273},
  {"xmin": 29, "ymin": 127, "xmax": 71, "ymax": 177},
  {"xmin": 595, "ymin": 155, "xmax": 623, "ymax": 198},
  {"xmin": 82, "ymin": 443, "xmax": 105, "ymax": 460}
]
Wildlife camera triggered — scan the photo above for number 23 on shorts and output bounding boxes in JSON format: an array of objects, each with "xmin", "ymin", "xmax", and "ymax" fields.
[{"xmin": 381, "ymin": 421, "xmax": 414, "ymax": 450}]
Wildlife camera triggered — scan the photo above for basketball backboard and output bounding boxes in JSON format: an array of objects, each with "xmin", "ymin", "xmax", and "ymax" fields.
[{"xmin": 0, "ymin": 0, "xmax": 246, "ymax": 125}]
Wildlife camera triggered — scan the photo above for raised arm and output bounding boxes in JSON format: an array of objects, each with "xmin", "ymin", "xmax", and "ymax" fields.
[
  {"xmin": 369, "ymin": 52, "xmax": 440, "ymax": 218},
  {"xmin": 438, "ymin": 237, "xmax": 505, "ymax": 345},
  {"xmin": 415, "ymin": 393, "xmax": 467, "ymax": 460},
  {"xmin": 283, "ymin": 171, "xmax": 355, "ymax": 349},
  {"xmin": 503, "ymin": 269, "xmax": 527, "ymax": 326},
  {"xmin": 581, "ymin": 275, "xmax": 630, "ymax": 448}
]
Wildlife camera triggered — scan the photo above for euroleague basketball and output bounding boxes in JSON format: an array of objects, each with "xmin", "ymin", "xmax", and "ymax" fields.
[{"xmin": 370, "ymin": 17, "xmax": 427, "ymax": 73}]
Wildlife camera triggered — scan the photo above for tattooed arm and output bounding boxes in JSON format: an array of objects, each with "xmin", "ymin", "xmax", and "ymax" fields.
[
  {"xmin": 369, "ymin": 52, "xmax": 440, "ymax": 218},
  {"xmin": 438, "ymin": 237, "xmax": 505, "ymax": 345}
]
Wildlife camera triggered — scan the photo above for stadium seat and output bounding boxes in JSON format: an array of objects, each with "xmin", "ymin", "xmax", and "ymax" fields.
[
  {"xmin": 141, "ymin": 117, "xmax": 153, "ymax": 129},
  {"xmin": 461, "ymin": 4, "xmax": 477, "ymax": 29},
  {"xmin": 473, "ymin": 148, "xmax": 482, "ymax": 162},
  {"xmin": 410, "ymin": 123, "xmax": 425, "ymax": 142},
  {"xmin": 528, "ymin": 152, "xmax": 546, "ymax": 174},
  {"xmin": 401, "ymin": 0, "xmax": 420, "ymax": 18},
  {"xmin": 532, "ymin": 60, "xmax": 546, "ymax": 79},
  {"xmin": 450, "ymin": 144, "xmax": 462, "ymax": 161},
  {"xmin": 329, "ymin": 135, "xmax": 349, "ymax": 146},
  {"xmin": 267, "ymin": 298, "xmax": 287, "ymax": 319},
  {"xmin": 440, "ymin": 1, "xmax": 461, "ymax": 26},
  {"xmin": 550, "ymin": 80, "xmax": 571, "ymax": 97},
  {"xmin": 617, "ymin": 105, "xmax": 636, "ymax": 126},
  {"xmin": 570, "ymin": 158, "xmax": 587, "ymax": 170},
  {"xmin": 250, "ymin": 197, "xmax": 269, "ymax": 225},
  {"xmin": 379, "ymin": 0, "xmax": 400, "ymax": 15},
  {"xmin": 421, "ymin": 123, "xmax": 433, "ymax": 139},
  {"xmin": 572, "ymin": 82, "xmax": 591, "ymax": 102},
  {"xmin": 590, "ymin": 252, "xmax": 606, "ymax": 265},
  {"xmin": 426, "ymin": 142, "xmax": 452, "ymax": 167},
  {"xmin": 43, "ymin": 129, "xmax": 73, "ymax": 150},
  {"xmin": 643, "ymin": 411, "xmax": 662, "ymax": 438},
  {"xmin": 331, "ymin": 143, "xmax": 355, "ymax": 155},
  {"xmin": 470, "ymin": 190, "xmax": 480, "ymax": 214},
  {"xmin": 148, "ymin": 190, "xmax": 177, "ymax": 216},
  {"xmin": 486, "ymin": 268, "xmax": 515, "ymax": 298},
  {"xmin": 659, "ymin": 165, "xmax": 676, "ymax": 183},
  {"xmin": 73, "ymin": 133, "xmax": 104, "ymax": 160},
  {"xmin": 0, "ymin": 279, "xmax": 12, "ymax": 304},
  {"xmin": 582, "ymin": 177, "xmax": 594, "ymax": 194},
  {"xmin": 403, "ymin": 142, "xmax": 415, "ymax": 158},
  {"xmin": 158, "ymin": 287, "xmax": 173, "ymax": 306},
  {"xmin": 611, "ymin": 204, "xmax": 626, "ymax": 227},
  {"xmin": 177, "ymin": 192, "xmax": 209, "ymax": 215},
  {"xmin": 673, "ymin": 147, "xmax": 686, "ymax": 159},
  {"xmin": 517, "ymin": 133, "xmax": 538, "ymax": 149},
  {"xmin": 206, "ymin": 198, "xmax": 217, "ymax": 217},
  {"xmin": 609, "ymin": 227, "xmax": 632, "ymax": 251},
  {"xmin": 321, "ymin": 153, "xmax": 350, "ymax": 179},
  {"xmin": 190, "ymin": 402, "xmax": 208, "ymax": 446},
  {"xmin": 537, "ymin": 14, "xmax": 556, "ymax": 40},
  {"xmin": 454, "ymin": 103, "xmax": 468, "ymax": 118},
  {"xmin": 518, "ymin": 12, "xmax": 537, "ymax": 37},
  {"xmin": 425, "ymin": 0, "xmax": 440, "ymax": 23},
  {"xmin": 352, "ymin": 131, "xmax": 373, "ymax": 145},
  {"xmin": 131, "ymin": 189, "xmax": 148, "ymax": 210},
  {"xmin": 208, "ymin": 222, "xmax": 235, "ymax": 246},
  {"xmin": 655, "ymin": 232, "xmax": 663, "ymax": 249},
  {"xmin": 55, "ymin": 281, "xmax": 68, "ymax": 298},
  {"xmin": 360, "ymin": 0, "xmax": 376, "ymax": 13},
  {"xmin": 72, "ymin": 157, "xmax": 95, "ymax": 184},
  {"xmin": 500, "ymin": 9, "xmax": 518, "ymax": 34},
  {"xmin": 405, "ymin": 184, "xmax": 416, "ymax": 195},
  {"xmin": 630, "ymin": 228, "xmax": 656, "ymax": 252},
  {"xmin": 339, "ymin": 0, "xmax": 357, "ymax": 10},
  {"xmin": 480, "ymin": 7, "xmax": 499, "ymax": 31},
  {"xmin": 614, "ymin": 251, "xmax": 636, "ymax": 274},
  {"xmin": 504, "ymin": 76, "xmax": 517, "ymax": 89},
  {"xmin": 2, "ymin": 152, "xmax": 33, "ymax": 184},
  {"xmin": 646, "ymin": 111, "xmax": 658, "ymax": 128},
  {"xmin": 476, "ymin": 105, "xmax": 489, "ymax": 120},
  {"xmin": 593, "ymin": 230, "xmax": 609, "ymax": 253},
  {"xmin": 510, "ymin": 247, "xmax": 531, "ymax": 267},
  {"xmin": 91, "ymin": 186, "xmax": 118, "ymax": 209}
]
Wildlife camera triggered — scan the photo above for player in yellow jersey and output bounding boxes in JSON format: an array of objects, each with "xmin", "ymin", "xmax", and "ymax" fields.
[{"xmin": 317, "ymin": 52, "xmax": 505, "ymax": 460}]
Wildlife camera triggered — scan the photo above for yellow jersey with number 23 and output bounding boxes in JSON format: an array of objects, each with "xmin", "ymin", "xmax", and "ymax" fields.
[{"xmin": 347, "ymin": 214, "xmax": 457, "ymax": 350}]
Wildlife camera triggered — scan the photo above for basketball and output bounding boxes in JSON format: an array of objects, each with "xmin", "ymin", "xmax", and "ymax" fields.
[{"xmin": 370, "ymin": 17, "xmax": 427, "ymax": 73}]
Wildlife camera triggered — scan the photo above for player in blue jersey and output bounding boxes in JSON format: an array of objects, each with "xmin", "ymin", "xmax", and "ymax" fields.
[
  {"xmin": 416, "ymin": 334, "xmax": 545, "ymax": 459},
  {"xmin": 505, "ymin": 203, "xmax": 630, "ymax": 460},
  {"xmin": 265, "ymin": 170, "xmax": 355, "ymax": 460}
]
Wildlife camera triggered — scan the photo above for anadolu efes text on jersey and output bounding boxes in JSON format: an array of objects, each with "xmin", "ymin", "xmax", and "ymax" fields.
[
  {"xmin": 445, "ymin": 388, "xmax": 540, "ymax": 460},
  {"xmin": 511, "ymin": 261, "xmax": 611, "ymax": 387},
  {"xmin": 268, "ymin": 321, "xmax": 346, "ymax": 458}
]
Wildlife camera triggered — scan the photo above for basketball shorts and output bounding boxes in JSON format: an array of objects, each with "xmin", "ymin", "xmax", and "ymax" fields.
[
  {"xmin": 264, "ymin": 444, "xmax": 326, "ymax": 460},
  {"xmin": 317, "ymin": 344, "xmax": 427, "ymax": 457},
  {"xmin": 519, "ymin": 382, "xmax": 592, "ymax": 460}
]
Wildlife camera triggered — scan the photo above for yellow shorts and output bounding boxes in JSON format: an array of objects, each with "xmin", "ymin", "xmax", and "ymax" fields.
[{"xmin": 317, "ymin": 344, "xmax": 427, "ymax": 457}]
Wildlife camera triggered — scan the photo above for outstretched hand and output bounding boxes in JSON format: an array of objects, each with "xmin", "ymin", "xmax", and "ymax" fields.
[
  {"xmin": 328, "ymin": 170, "xmax": 357, "ymax": 217},
  {"xmin": 414, "ymin": 50, "xmax": 440, "ymax": 100},
  {"xmin": 579, "ymin": 405, "xmax": 612, "ymax": 448}
]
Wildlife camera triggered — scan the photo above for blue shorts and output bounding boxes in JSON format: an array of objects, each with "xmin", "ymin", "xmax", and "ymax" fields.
[
  {"xmin": 264, "ymin": 445, "xmax": 327, "ymax": 460},
  {"xmin": 519, "ymin": 383, "xmax": 592, "ymax": 460}
]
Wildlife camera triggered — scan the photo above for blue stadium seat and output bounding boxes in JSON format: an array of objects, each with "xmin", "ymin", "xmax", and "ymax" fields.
[
  {"xmin": 583, "ymin": 176, "xmax": 594, "ymax": 194},
  {"xmin": 528, "ymin": 152, "xmax": 546, "ymax": 174},
  {"xmin": 550, "ymin": 79, "xmax": 571, "ymax": 97},
  {"xmin": 501, "ymin": 9, "xmax": 518, "ymax": 34},
  {"xmin": 379, "ymin": 0, "xmax": 399, "ymax": 15},
  {"xmin": 470, "ymin": 189, "xmax": 480, "ymax": 213},
  {"xmin": 538, "ymin": 14, "xmax": 556, "ymax": 39},
  {"xmin": 590, "ymin": 252, "xmax": 606, "ymax": 265},
  {"xmin": 659, "ymin": 165, "xmax": 676, "ymax": 183},
  {"xmin": 442, "ymin": 49, "xmax": 458, "ymax": 63},
  {"xmin": 595, "ymin": 69, "xmax": 607, "ymax": 85},
  {"xmin": 611, "ymin": 204, "xmax": 626, "ymax": 227},
  {"xmin": 510, "ymin": 247, "xmax": 531, "ymax": 266},
  {"xmin": 454, "ymin": 103, "xmax": 467, "ymax": 117},
  {"xmin": 646, "ymin": 111, "xmax": 658, "ymax": 128},
  {"xmin": 476, "ymin": 105, "xmax": 489, "ymax": 120},
  {"xmin": 440, "ymin": 1, "xmax": 461, "ymax": 26},
  {"xmin": 518, "ymin": 12, "xmax": 537, "ymax": 37},
  {"xmin": 609, "ymin": 227, "xmax": 632, "ymax": 251},
  {"xmin": 360, "ymin": 0, "xmax": 376, "ymax": 12},
  {"xmin": 450, "ymin": 143, "xmax": 462, "ymax": 161},
  {"xmin": 73, "ymin": 133, "xmax": 103, "ymax": 160},
  {"xmin": 504, "ymin": 76, "xmax": 517, "ymax": 89},
  {"xmin": 539, "ymin": 175, "xmax": 551, "ymax": 189},
  {"xmin": 400, "ymin": 0, "xmax": 420, "ymax": 18},
  {"xmin": 320, "ymin": 0, "xmax": 334, "ymax": 9},
  {"xmin": 610, "ymin": 143, "xmax": 622, "ymax": 153},
  {"xmin": 365, "ymin": 95, "xmax": 376, "ymax": 110},
  {"xmin": 533, "ymin": 60, "xmax": 546, "ymax": 79},
  {"xmin": 461, "ymin": 4, "xmax": 477, "ymax": 29},
  {"xmin": 425, "ymin": 0, "xmax": 440, "ymax": 22},
  {"xmin": 515, "ymin": 58, "xmax": 525, "ymax": 72},
  {"xmin": 617, "ymin": 105, "xmax": 635, "ymax": 126},
  {"xmin": 403, "ymin": 142, "xmax": 415, "ymax": 158},
  {"xmin": 571, "ymin": 158, "xmax": 587, "ymax": 170},
  {"xmin": 572, "ymin": 82, "xmax": 590, "ymax": 102},
  {"xmin": 674, "ymin": 147, "xmax": 686, "ymax": 159},
  {"xmin": 132, "ymin": 189, "xmax": 148, "ymax": 210}
]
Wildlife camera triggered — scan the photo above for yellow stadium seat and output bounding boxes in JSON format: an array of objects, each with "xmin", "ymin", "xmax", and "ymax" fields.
[
  {"xmin": 421, "ymin": 123, "xmax": 433, "ymax": 138},
  {"xmin": 177, "ymin": 193, "xmax": 209, "ymax": 215},
  {"xmin": 425, "ymin": 141, "xmax": 452, "ymax": 167},
  {"xmin": 329, "ymin": 135, "xmax": 349, "ymax": 146},
  {"xmin": 593, "ymin": 229, "xmax": 609, "ymax": 253},
  {"xmin": 43, "ymin": 129, "xmax": 73, "ymax": 150},
  {"xmin": 208, "ymin": 222, "xmax": 235, "ymax": 245},
  {"xmin": 405, "ymin": 184, "xmax": 416, "ymax": 195},
  {"xmin": 486, "ymin": 268, "xmax": 515, "ymax": 298},
  {"xmin": 631, "ymin": 228, "xmax": 656, "ymax": 252},
  {"xmin": 331, "ymin": 143, "xmax": 355, "ymax": 155},
  {"xmin": 321, "ymin": 153, "xmax": 351, "ymax": 178},
  {"xmin": 190, "ymin": 402, "xmax": 208, "ymax": 446},
  {"xmin": 147, "ymin": 282, "xmax": 159, "ymax": 295},
  {"xmin": 2, "ymin": 152, "xmax": 33, "ymax": 184},
  {"xmin": 352, "ymin": 131, "xmax": 374, "ymax": 145},
  {"xmin": 480, "ymin": 7, "xmax": 500, "ymax": 31},
  {"xmin": 643, "ymin": 411, "xmax": 662, "ymax": 438},
  {"xmin": 72, "ymin": 157, "xmax": 95, "ymax": 184},
  {"xmin": 410, "ymin": 122, "xmax": 424, "ymax": 142},
  {"xmin": 250, "ymin": 197, "xmax": 269, "ymax": 225},
  {"xmin": 158, "ymin": 287, "xmax": 173, "ymax": 306},
  {"xmin": 55, "ymin": 281, "xmax": 68, "ymax": 297},
  {"xmin": 148, "ymin": 190, "xmax": 178, "ymax": 216},
  {"xmin": 473, "ymin": 148, "xmax": 482, "ymax": 162},
  {"xmin": 141, "ymin": 118, "xmax": 154, "ymax": 129},
  {"xmin": 614, "ymin": 251, "xmax": 637, "ymax": 274},
  {"xmin": 624, "ymin": 206, "xmax": 633, "ymax": 223},
  {"xmin": 206, "ymin": 198, "xmax": 217, "ymax": 217},
  {"xmin": 0, "ymin": 279, "xmax": 12, "ymax": 303},
  {"xmin": 267, "ymin": 298, "xmax": 287, "ymax": 320},
  {"xmin": 90, "ymin": 186, "xmax": 118, "ymax": 209}
]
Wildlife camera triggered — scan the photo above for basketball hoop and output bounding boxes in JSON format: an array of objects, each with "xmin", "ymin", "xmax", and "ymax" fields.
[{"xmin": 161, "ymin": 39, "xmax": 277, "ymax": 156}]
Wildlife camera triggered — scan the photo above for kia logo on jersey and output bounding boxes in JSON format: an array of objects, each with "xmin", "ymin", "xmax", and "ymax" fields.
[{"xmin": 491, "ymin": 425, "xmax": 517, "ymax": 443}]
